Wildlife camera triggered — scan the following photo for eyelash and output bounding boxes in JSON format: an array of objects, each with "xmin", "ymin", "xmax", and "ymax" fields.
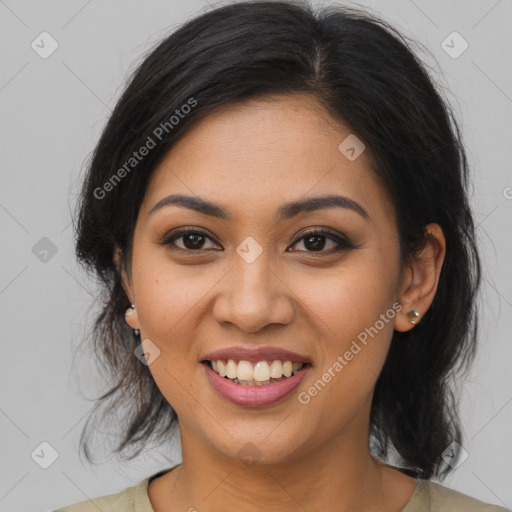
[{"xmin": 159, "ymin": 227, "xmax": 356, "ymax": 255}]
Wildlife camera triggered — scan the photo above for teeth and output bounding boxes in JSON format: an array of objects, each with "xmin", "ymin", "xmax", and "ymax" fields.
[
  {"xmin": 237, "ymin": 360, "xmax": 253, "ymax": 380},
  {"xmin": 209, "ymin": 359, "xmax": 305, "ymax": 381},
  {"xmin": 226, "ymin": 359, "xmax": 238, "ymax": 379},
  {"xmin": 253, "ymin": 361, "xmax": 270, "ymax": 381},
  {"xmin": 270, "ymin": 360, "xmax": 283, "ymax": 378},
  {"xmin": 228, "ymin": 378, "xmax": 276, "ymax": 386}
]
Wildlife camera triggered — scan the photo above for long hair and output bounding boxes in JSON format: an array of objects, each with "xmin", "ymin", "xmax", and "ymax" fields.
[{"xmin": 74, "ymin": 0, "xmax": 481, "ymax": 480}]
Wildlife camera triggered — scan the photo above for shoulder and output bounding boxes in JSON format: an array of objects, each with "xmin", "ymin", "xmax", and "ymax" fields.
[
  {"xmin": 52, "ymin": 465, "xmax": 176, "ymax": 512},
  {"xmin": 52, "ymin": 479, "xmax": 146, "ymax": 512},
  {"xmin": 407, "ymin": 479, "xmax": 511, "ymax": 512}
]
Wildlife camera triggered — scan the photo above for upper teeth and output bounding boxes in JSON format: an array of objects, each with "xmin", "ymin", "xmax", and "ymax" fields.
[{"xmin": 211, "ymin": 360, "xmax": 305, "ymax": 381}]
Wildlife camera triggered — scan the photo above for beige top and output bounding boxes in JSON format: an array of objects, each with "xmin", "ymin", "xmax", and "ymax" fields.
[{"xmin": 53, "ymin": 465, "xmax": 510, "ymax": 512}]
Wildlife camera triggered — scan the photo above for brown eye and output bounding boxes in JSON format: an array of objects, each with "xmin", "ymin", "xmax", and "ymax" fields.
[
  {"xmin": 159, "ymin": 227, "xmax": 355, "ymax": 255},
  {"xmin": 288, "ymin": 229, "xmax": 354, "ymax": 254},
  {"xmin": 161, "ymin": 229, "xmax": 220, "ymax": 251}
]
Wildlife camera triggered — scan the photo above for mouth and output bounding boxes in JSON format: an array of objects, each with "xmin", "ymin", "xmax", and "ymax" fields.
[
  {"xmin": 202, "ymin": 358, "xmax": 312, "ymax": 407},
  {"xmin": 200, "ymin": 346, "xmax": 312, "ymax": 406},
  {"xmin": 201, "ymin": 359, "xmax": 312, "ymax": 387}
]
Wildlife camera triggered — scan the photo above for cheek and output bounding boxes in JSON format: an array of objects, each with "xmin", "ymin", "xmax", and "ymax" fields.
[
  {"xmin": 134, "ymin": 272, "xmax": 210, "ymax": 343},
  {"xmin": 130, "ymin": 240, "xmax": 216, "ymax": 337},
  {"xmin": 296, "ymin": 250, "xmax": 399, "ymax": 385},
  {"xmin": 130, "ymin": 261, "xmax": 211, "ymax": 412},
  {"xmin": 300, "ymin": 255, "xmax": 398, "ymax": 332}
]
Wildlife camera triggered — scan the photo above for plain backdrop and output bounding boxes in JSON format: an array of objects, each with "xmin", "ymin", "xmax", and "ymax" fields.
[{"xmin": 0, "ymin": 1, "xmax": 510, "ymax": 511}]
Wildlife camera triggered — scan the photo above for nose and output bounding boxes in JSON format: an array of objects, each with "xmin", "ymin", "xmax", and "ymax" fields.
[{"xmin": 212, "ymin": 250, "xmax": 295, "ymax": 334}]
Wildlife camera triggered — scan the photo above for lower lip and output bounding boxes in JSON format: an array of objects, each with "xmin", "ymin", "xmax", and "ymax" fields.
[{"xmin": 203, "ymin": 363, "xmax": 311, "ymax": 407}]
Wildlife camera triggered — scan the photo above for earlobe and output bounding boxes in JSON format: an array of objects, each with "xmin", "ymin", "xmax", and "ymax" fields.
[
  {"xmin": 114, "ymin": 247, "xmax": 140, "ymax": 333},
  {"xmin": 394, "ymin": 303, "xmax": 422, "ymax": 332},
  {"xmin": 407, "ymin": 310, "xmax": 420, "ymax": 324},
  {"xmin": 394, "ymin": 223, "xmax": 446, "ymax": 333},
  {"xmin": 124, "ymin": 304, "xmax": 140, "ymax": 334}
]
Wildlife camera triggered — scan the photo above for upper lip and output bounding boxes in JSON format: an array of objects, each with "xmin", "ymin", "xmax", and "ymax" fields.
[{"xmin": 201, "ymin": 346, "xmax": 311, "ymax": 363}]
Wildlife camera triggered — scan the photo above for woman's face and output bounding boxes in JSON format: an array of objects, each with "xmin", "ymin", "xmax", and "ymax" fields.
[{"xmin": 121, "ymin": 93, "xmax": 414, "ymax": 465}]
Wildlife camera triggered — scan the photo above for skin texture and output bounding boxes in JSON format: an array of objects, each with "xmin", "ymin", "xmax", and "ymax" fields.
[{"xmin": 118, "ymin": 93, "xmax": 446, "ymax": 512}]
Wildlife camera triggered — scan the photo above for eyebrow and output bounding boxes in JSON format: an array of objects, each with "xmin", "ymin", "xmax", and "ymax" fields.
[{"xmin": 147, "ymin": 193, "xmax": 370, "ymax": 222}]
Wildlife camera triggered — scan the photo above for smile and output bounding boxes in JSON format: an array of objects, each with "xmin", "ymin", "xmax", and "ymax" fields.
[
  {"xmin": 201, "ymin": 360, "xmax": 312, "ymax": 407},
  {"xmin": 205, "ymin": 359, "xmax": 309, "ymax": 386}
]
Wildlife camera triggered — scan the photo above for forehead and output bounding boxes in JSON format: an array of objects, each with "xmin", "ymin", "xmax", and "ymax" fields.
[{"xmin": 140, "ymin": 94, "xmax": 393, "ymax": 223}]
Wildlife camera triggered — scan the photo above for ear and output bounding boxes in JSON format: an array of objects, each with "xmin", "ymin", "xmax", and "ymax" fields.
[
  {"xmin": 114, "ymin": 246, "xmax": 140, "ymax": 330},
  {"xmin": 114, "ymin": 246, "xmax": 132, "ymax": 300},
  {"xmin": 394, "ymin": 223, "xmax": 446, "ymax": 332}
]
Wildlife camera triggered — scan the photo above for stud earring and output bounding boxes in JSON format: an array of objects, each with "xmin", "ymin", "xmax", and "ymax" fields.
[
  {"xmin": 125, "ymin": 304, "xmax": 140, "ymax": 336},
  {"xmin": 407, "ymin": 310, "xmax": 420, "ymax": 325}
]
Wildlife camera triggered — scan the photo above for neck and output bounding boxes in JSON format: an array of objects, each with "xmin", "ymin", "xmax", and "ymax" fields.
[{"xmin": 156, "ymin": 425, "xmax": 396, "ymax": 512}]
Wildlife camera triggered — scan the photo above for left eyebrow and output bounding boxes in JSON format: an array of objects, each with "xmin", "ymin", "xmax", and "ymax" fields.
[
  {"xmin": 277, "ymin": 194, "xmax": 370, "ymax": 222},
  {"xmin": 147, "ymin": 193, "xmax": 370, "ymax": 222}
]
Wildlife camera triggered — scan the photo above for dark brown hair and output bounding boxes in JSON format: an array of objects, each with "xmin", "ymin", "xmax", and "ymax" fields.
[{"xmin": 74, "ymin": 0, "xmax": 481, "ymax": 480}]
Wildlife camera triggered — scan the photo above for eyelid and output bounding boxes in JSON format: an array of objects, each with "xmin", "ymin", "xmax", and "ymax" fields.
[
  {"xmin": 290, "ymin": 227, "xmax": 356, "ymax": 252},
  {"xmin": 159, "ymin": 227, "xmax": 221, "ymax": 249},
  {"xmin": 158, "ymin": 226, "xmax": 357, "ymax": 253}
]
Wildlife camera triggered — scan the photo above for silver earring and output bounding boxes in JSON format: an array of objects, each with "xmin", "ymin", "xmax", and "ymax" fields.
[
  {"xmin": 125, "ymin": 304, "xmax": 140, "ymax": 336},
  {"xmin": 408, "ymin": 310, "xmax": 420, "ymax": 325}
]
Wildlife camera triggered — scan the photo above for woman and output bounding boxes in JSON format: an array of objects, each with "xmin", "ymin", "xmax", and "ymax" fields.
[{"xmin": 54, "ymin": 1, "xmax": 509, "ymax": 511}]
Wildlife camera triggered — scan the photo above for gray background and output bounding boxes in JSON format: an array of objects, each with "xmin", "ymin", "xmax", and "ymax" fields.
[{"xmin": 0, "ymin": 0, "xmax": 510, "ymax": 511}]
